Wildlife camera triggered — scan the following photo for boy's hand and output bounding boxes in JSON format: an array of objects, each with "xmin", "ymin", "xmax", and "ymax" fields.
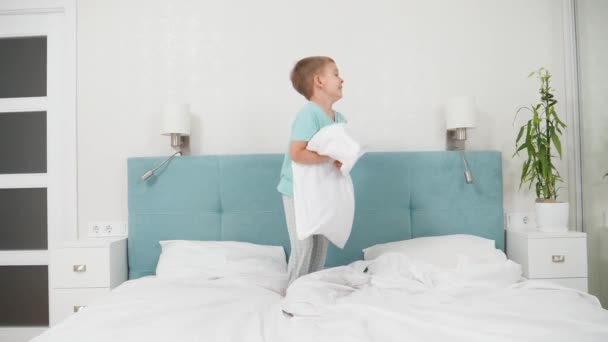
[{"xmin": 334, "ymin": 160, "xmax": 342, "ymax": 169}]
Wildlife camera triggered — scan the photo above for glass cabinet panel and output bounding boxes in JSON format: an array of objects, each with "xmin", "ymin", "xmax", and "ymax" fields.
[
  {"xmin": 0, "ymin": 266, "xmax": 49, "ymax": 326},
  {"xmin": 0, "ymin": 111, "xmax": 47, "ymax": 174},
  {"xmin": 0, "ymin": 188, "xmax": 47, "ymax": 250},
  {"xmin": 0, "ymin": 36, "xmax": 47, "ymax": 98}
]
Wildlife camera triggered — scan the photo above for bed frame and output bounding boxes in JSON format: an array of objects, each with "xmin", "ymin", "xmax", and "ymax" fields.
[{"xmin": 127, "ymin": 151, "xmax": 504, "ymax": 279}]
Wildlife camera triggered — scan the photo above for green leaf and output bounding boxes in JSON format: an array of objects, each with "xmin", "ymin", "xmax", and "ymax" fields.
[
  {"xmin": 520, "ymin": 160, "xmax": 530, "ymax": 187},
  {"xmin": 515, "ymin": 126, "xmax": 525, "ymax": 144},
  {"xmin": 551, "ymin": 132, "xmax": 562, "ymax": 158},
  {"xmin": 538, "ymin": 149, "xmax": 549, "ymax": 180},
  {"xmin": 525, "ymin": 121, "xmax": 532, "ymax": 142},
  {"xmin": 526, "ymin": 142, "xmax": 535, "ymax": 158},
  {"xmin": 554, "ymin": 113, "xmax": 567, "ymax": 128},
  {"xmin": 513, "ymin": 143, "xmax": 528, "ymax": 157}
]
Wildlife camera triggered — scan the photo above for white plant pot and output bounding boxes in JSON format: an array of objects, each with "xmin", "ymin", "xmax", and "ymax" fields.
[{"xmin": 535, "ymin": 201, "xmax": 569, "ymax": 232}]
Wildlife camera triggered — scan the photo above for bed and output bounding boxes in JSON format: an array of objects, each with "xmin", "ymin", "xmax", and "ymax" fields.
[{"xmin": 31, "ymin": 151, "xmax": 608, "ymax": 342}]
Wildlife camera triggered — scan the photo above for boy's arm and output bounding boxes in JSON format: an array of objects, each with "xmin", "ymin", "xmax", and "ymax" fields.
[{"xmin": 290, "ymin": 141, "xmax": 330, "ymax": 164}]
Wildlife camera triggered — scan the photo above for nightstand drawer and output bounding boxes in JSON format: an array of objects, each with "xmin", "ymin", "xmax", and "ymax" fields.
[
  {"xmin": 50, "ymin": 247, "xmax": 111, "ymax": 288},
  {"xmin": 527, "ymin": 238, "xmax": 587, "ymax": 278},
  {"xmin": 49, "ymin": 288, "xmax": 110, "ymax": 326}
]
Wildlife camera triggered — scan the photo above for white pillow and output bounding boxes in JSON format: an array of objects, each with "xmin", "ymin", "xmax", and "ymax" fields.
[
  {"xmin": 362, "ymin": 234, "xmax": 505, "ymax": 270},
  {"xmin": 155, "ymin": 240, "xmax": 287, "ymax": 280},
  {"xmin": 306, "ymin": 123, "xmax": 364, "ymax": 176}
]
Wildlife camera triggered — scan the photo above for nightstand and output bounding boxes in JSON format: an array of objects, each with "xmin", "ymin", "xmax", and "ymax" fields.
[
  {"xmin": 49, "ymin": 238, "xmax": 127, "ymax": 326},
  {"xmin": 506, "ymin": 228, "xmax": 588, "ymax": 292}
]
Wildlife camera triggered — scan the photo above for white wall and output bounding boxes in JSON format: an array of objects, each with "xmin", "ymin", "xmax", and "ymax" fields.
[{"xmin": 76, "ymin": 0, "xmax": 574, "ymax": 237}]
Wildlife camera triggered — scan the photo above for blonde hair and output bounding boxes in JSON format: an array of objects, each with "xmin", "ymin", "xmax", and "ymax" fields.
[{"xmin": 290, "ymin": 56, "xmax": 335, "ymax": 100}]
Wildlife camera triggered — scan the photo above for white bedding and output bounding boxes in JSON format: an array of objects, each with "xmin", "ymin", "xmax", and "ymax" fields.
[
  {"xmin": 270, "ymin": 253, "xmax": 608, "ymax": 342},
  {"xmin": 32, "ymin": 274, "xmax": 286, "ymax": 342},
  {"xmin": 33, "ymin": 255, "xmax": 608, "ymax": 342}
]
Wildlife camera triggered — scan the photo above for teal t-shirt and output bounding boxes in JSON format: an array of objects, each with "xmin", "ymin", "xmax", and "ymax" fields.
[{"xmin": 277, "ymin": 101, "xmax": 347, "ymax": 197}]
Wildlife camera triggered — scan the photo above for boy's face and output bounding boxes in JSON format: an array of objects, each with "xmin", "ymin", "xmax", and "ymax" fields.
[{"xmin": 317, "ymin": 63, "xmax": 343, "ymax": 100}]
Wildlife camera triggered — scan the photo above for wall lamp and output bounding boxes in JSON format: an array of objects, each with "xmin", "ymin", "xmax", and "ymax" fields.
[
  {"xmin": 446, "ymin": 96, "xmax": 476, "ymax": 149},
  {"xmin": 445, "ymin": 96, "xmax": 476, "ymax": 184},
  {"xmin": 162, "ymin": 103, "xmax": 191, "ymax": 149},
  {"xmin": 142, "ymin": 103, "xmax": 191, "ymax": 181}
]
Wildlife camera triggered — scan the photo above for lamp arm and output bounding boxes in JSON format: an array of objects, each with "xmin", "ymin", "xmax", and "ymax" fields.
[
  {"xmin": 460, "ymin": 151, "xmax": 474, "ymax": 184},
  {"xmin": 142, "ymin": 151, "xmax": 182, "ymax": 180}
]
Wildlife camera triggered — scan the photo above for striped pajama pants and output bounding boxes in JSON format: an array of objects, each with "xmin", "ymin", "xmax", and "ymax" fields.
[{"xmin": 282, "ymin": 196, "xmax": 329, "ymax": 285}]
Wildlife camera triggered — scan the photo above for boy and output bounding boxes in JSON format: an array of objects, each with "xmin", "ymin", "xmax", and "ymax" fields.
[{"xmin": 277, "ymin": 56, "xmax": 346, "ymax": 285}]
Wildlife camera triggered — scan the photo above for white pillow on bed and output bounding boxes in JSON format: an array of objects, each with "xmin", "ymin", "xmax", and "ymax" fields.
[
  {"xmin": 362, "ymin": 234, "xmax": 505, "ymax": 269},
  {"xmin": 155, "ymin": 240, "xmax": 287, "ymax": 280}
]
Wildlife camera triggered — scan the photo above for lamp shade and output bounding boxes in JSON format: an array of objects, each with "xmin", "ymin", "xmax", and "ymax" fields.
[
  {"xmin": 161, "ymin": 103, "xmax": 191, "ymax": 136},
  {"xmin": 445, "ymin": 96, "xmax": 476, "ymax": 130}
]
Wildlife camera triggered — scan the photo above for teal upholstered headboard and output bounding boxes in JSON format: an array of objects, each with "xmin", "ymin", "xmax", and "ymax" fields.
[{"xmin": 127, "ymin": 151, "xmax": 504, "ymax": 279}]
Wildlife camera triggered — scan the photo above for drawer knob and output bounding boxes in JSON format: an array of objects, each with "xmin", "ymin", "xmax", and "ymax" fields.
[
  {"xmin": 73, "ymin": 264, "xmax": 87, "ymax": 272},
  {"xmin": 73, "ymin": 305, "xmax": 86, "ymax": 313},
  {"xmin": 552, "ymin": 255, "xmax": 566, "ymax": 263}
]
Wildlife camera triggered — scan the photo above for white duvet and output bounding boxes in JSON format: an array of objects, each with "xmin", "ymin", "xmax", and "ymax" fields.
[
  {"xmin": 270, "ymin": 253, "xmax": 608, "ymax": 342},
  {"xmin": 32, "ymin": 274, "xmax": 285, "ymax": 342}
]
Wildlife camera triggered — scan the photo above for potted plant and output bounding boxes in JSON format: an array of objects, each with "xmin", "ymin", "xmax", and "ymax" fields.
[{"xmin": 514, "ymin": 67, "xmax": 568, "ymax": 232}]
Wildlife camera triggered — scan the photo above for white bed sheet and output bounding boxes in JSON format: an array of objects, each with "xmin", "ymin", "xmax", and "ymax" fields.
[
  {"xmin": 32, "ymin": 274, "xmax": 286, "ymax": 342},
  {"xmin": 269, "ymin": 254, "xmax": 608, "ymax": 342}
]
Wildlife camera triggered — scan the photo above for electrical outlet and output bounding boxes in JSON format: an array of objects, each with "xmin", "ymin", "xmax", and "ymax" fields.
[
  {"xmin": 87, "ymin": 221, "xmax": 128, "ymax": 237},
  {"xmin": 506, "ymin": 212, "xmax": 536, "ymax": 229}
]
